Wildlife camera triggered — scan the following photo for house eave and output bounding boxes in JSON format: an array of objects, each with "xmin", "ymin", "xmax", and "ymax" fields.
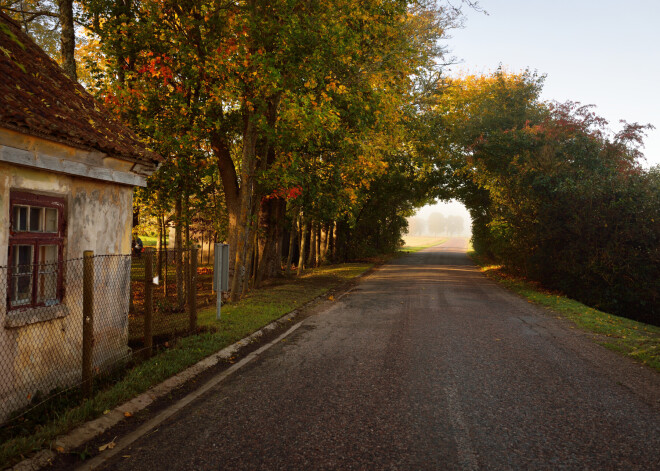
[{"xmin": 0, "ymin": 144, "xmax": 150, "ymax": 187}]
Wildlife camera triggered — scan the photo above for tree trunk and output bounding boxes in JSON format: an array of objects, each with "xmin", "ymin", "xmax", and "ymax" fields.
[
  {"xmin": 328, "ymin": 221, "xmax": 335, "ymax": 263},
  {"xmin": 297, "ymin": 218, "xmax": 309, "ymax": 276},
  {"xmin": 255, "ymin": 197, "xmax": 285, "ymax": 286},
  {"xmin": 251, "ymin": 232, "xmax": 259, "ymax": 288},
  {"xmin": 285, "ymin": 210, "xmax": 298, "ymax": 275},
  {"xmin": 315, "ymin": 225, "xmax": 322, "ymax": 266},
  {"xmin": 210, "ymin": 125, "xmax": 240, "ymax": 293},
  {"xmin": 175, "ymin": 196, "xmax": 184, "ymax": 310},
  {"xmin": 320, "ymin": 223, "xmax": 329, "ymax": 263},
  {"xmin": 307, "ymin": 222, "xmax": 317, "ymax": 268},
  {"xmin": 229, "ymin": 108, "xmax": 259, "ymax": 301},
  {"xmin": 57, "ymin": 0, "xmax": 76, "ymax": 81},
  {"xmin": 242, "ymin": 226, "xmax": 258, "ymax": 297},
  {"xmin": 273, "ymin": 198, "xmax": 286, "ymax": 276}
]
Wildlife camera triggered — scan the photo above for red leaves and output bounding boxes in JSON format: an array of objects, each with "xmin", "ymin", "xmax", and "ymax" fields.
[
  {"xmin": 136, "ymin": 55, "xmax": 174, "ymax": 85},
  {"xmin": 264, "ymin": 186, "xmax": 303, "ymax": 201}
]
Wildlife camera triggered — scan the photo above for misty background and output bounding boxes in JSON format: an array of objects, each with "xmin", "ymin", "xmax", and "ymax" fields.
[{"xmin": 406, "ymin": 200, "xmax": 472, "ymax": 238}]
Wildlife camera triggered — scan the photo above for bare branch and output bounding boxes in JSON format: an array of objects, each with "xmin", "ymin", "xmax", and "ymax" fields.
[{"xmin": 0, "ymin": 6, "xmax": 59, "ymax": 23}]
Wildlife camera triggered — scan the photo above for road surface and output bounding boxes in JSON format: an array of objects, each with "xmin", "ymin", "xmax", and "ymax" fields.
[{"xmin": 92, "ymin": 238, "xmax": 660, "ymax": 470}]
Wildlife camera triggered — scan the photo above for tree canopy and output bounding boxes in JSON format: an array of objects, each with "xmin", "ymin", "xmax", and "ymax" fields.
[{"xmin": 5, "ymin": 0, "xmax": 657, "ymax": 324}]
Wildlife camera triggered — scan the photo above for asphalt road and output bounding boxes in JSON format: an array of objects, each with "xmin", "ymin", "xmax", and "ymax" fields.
[{"xmin": 94, "ymin": 238, "xmax": 660, "ymax": 470}]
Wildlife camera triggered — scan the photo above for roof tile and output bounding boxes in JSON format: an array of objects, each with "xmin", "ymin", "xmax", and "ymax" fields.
[{"xmin": 0, "ymin": 12, "xmax": 161, "ymax": 168}]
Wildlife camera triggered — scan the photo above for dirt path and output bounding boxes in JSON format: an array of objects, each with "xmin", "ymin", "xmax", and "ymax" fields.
[{"xmin": 88, "ymin": 238, "xmax": 660, "ymax": 470}]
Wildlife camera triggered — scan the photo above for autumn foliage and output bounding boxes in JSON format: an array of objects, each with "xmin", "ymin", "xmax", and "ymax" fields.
[{"xmin": 431, "ymin": 70, "xmax": 659, "ymax": 324}]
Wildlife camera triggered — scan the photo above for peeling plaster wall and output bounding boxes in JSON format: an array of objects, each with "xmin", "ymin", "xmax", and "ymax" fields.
[{"xmin": 0, "ymin": 159, "xmax": 134, "ymax": 420}]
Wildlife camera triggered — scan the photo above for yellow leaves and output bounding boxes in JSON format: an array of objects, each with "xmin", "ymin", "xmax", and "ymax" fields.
[{"xmin": 98, "ymin": 438, "xmax": 117, "ymax": 452}]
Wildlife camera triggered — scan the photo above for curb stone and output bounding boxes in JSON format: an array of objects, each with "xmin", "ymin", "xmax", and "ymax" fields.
[{"xmin": 10, "ymin": 266, "xmax": 376, "ymax": 471}]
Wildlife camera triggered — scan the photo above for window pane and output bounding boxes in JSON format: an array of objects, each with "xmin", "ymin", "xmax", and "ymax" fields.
[
  {"xmin": 11, "ymin": 245, "xmax": 34, "ymax": 306},
  {"xmin": 13, "ymin": 206, "xmax": 28, "ymax": 231},
  {"xmin": 39, "ymin": 245, "xmax": 58, "ymax": 264},
  {"xmin": 15, "ymin": 245, "xmax": 34, "ymax": 269},
  {"xmin": 45, "ymin": 208, "xmax": 58, "ymax": 232},
  {"xmin": 38, "ymin": 246, "xmax": 59, "ymax": 304},
  {"xmin": 29, "ymin": 207, "xmax": 43, "ymax": 232}
]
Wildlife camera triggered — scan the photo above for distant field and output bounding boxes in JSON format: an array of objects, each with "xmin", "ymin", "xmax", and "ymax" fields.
[
  {"xmin": 135, "ymin": 235, "xmax": 160, "ymax": 246},
  {"xmin": 401, "ymin": 236, "xmax": 447, "ymax": 252}
]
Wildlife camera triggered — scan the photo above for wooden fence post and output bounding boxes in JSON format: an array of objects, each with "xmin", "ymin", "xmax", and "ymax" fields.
[
  {"xmin": 144, "ymin": 248, "xmax": 154, "ymax": 359},
  {"xmin": 82, "ymin": 250, "xmax": 94, "ymax": 399},
  {"xmin": 189, "ymin": 246, "xmax": 198, "ymax": 333}
]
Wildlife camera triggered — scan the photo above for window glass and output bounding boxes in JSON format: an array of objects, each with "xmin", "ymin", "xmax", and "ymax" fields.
[
  {"xmin": 29, "ymin": 207, "xmax": 43, "ymax": 231},
  {"xmin": 9, "ymin": 193, "xmax": 65, "ymax": 310},
  {"xmin": 45, "ymin": 208, "xmax": 58, "ymax": 232},
  {"xmin": 12, "ymin": 245, "xmax": 34, "ymax": 305},
  {"xmin": 38, "ymin": 245, "xmax": 59, "ymax": 304},
  {"xmin": 13, "ymin": 205, "xmax": 28, "ymax": 231}
]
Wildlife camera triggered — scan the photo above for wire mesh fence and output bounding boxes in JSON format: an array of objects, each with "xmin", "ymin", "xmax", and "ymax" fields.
[
  {"xmin": 129, "ymin": 248, "xmax": 216, "ymax": 349},
  {"xmin": 0, "ymin": 247, "xmax": 217, "ymax": 427},
  {"xmin": 0, "ymin": 254, "xmax": 132, "ymax": 424}
]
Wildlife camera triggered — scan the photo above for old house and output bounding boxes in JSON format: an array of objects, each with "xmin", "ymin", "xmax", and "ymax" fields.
[{"xmin": 0, "ymin": 13, "xmax": 160, "ymax": 419}]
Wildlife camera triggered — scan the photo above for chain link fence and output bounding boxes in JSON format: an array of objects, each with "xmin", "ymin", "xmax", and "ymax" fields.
[
  {"xmin": 0, "ymin": 255, "xmax": 131, "ymax": 424},
  {"xmin": 0, "ymin": 247, "xmax": 217, "ymax": 427},
  {"xmin": 129, "ymin": 248, "xmax": 216, "ymax": 349}
]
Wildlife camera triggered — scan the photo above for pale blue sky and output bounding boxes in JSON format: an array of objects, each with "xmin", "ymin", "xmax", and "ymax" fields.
[{"xmin": 445, "ymin": 0, "xmax": 660, "ymax": 167}]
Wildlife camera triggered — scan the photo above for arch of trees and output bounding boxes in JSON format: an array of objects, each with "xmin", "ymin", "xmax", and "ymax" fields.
[
  {"xmin": 4, "ymin": 1, "xmax": 657, "ymax": 324},
  {"xmin": 424, "ymin": 70, "xmax": 659, "ymax": 324}
]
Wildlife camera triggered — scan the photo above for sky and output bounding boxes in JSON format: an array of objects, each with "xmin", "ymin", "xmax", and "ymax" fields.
[
  {"xmin": 446, "ymin": 0, "xmax": 660, "ymax": 167},
  {"xmin": 411, "ymin": 0, "xmax": 659, "ymax": 229}
]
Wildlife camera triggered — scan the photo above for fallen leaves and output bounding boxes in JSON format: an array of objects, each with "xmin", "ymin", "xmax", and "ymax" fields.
[{"xmin": 98, "ymin": 437, "xmax": 117, "ymax": 452}]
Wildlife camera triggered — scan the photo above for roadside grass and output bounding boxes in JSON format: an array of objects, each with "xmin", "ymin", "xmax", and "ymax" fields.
[
  {"xmin": 0, "ymin": 263, "xmax": 372, "ymax": 468},
  {"xmin": 469, "ymin": 252, "xmax": 660, "ymax": 372},
  {"xmin": 401, "ymin": 236, "xmax": 447, "ymax": 253},
  {"xmin": 136, "ymin": 235, "xmax": 158, "ymax": 246}
]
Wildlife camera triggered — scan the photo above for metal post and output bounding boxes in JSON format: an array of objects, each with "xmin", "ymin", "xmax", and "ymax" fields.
[
  {"xmin": 82, "ymin": 250, "xmax": 94, "ymax": 399},
  {"xmin": 144, "ymin": 248, "xmax": 154, "ymax": 359}
]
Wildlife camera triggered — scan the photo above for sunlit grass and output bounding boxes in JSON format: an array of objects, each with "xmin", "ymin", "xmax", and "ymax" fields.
[
  {"xmin": 469, "ymin": 252, "xmax": 660, "ymax": 372},
  {"xmin": 400, "ymin": 236, "xmax": 447, "ymax": 253}
]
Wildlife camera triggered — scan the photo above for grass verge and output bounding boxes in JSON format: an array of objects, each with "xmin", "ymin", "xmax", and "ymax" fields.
[
  {"xmin": 469, "ymin": 252, "xmax": 660, "ymax": 372},
  {"xmin": 0, "ymin": 263, "xmax": 372, "ymax": 468}
]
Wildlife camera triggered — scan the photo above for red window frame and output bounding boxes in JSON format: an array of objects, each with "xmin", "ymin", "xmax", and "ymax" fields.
[{"xmin": 7, "ymin": 191, "xmax": 66, "ymax": 310}]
